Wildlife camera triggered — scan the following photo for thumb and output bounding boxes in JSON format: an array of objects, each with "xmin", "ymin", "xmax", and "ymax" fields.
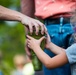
[
  {"xmin": 26, "ymin": 35, "xmax": 33, "ymax": 40},
  {"xmin": 39, "ymin": 36, "xmax": 45, "ymax": 42}
]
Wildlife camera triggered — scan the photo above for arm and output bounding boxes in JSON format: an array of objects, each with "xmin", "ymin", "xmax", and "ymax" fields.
[
  {"xmin": 33, "ymin": 46, "xmax": 68, "ymax": 69},
  {"xmin": 47, "ymin": 42, "xmax": 65, "ymax": 55},
  {"xmin": 45, "ymin": 33, "xmax": 65, "ymax": 55},
  {"xmin": 26, "ymin": 35, "xmax": 68, "ymax": 69},
  {"xmin": 21, "ymin": 0, "xmax": 47, "ymax": 34},
  {"xmin": 0, "ymin": 5, "xmax": 46, "ymax": 33},
  {"xmin": 0, "ymin": 5, "xmax": 25, "ymax": 21}
]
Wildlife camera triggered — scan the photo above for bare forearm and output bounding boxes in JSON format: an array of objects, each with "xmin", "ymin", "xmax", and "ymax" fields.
[
  {"xmin": 33, "ymin": 46, "xmax": 52, "ymax": 68},
  {"xmin": 33, "ymin": 46, "xmax": 68, "ymax": 69},
  {"xmin": 0, "ymin": 5, "xmax": 26, "ymax": 22},
  {"xmin": 21, "ymin": 0, "xmax": 35, "ymax": 18},
  {"xmin": 48, "ymin": 42, "xmax": 65, "ymax": 54}
]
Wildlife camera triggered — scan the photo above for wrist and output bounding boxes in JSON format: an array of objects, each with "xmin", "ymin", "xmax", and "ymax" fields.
[
  {"xmin": 12, "ymin": 11, "xmax": 24, "ymax": 22},
  {"xmin": 20, "ymin": 14, "xmax": 30, "ymax": 25},
  {"xmin": 18, "ymin": 14, "xmax": 24, "ymax": 22},
  {"xmin": 17, "ymin": 12, "xmax": 27, "ymax": 22},
  {"xmin": 33, "ymin": 45, "xmax": 40, "ymax": 51},
  {"xmin": 48, "ymin": 42, "xmax": 53, "ymax": 49},
  {"xmin": 47, "ymin": 42, "xmax": 52, "ymax": 49}
]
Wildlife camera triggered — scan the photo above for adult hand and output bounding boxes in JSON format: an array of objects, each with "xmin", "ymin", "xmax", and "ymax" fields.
[{"xmin": 21, "ymin": 15, "xmax": 47, "ymax": 35}]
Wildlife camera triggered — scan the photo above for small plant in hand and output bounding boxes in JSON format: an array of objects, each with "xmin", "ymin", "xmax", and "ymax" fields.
[{"xmin": 27, "ymin": 30, "xmax": 46, "ymax": 71}]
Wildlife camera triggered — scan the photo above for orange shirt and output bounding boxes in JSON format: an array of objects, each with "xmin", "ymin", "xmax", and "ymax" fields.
[{"xmin": 34, "ymin": 0, "xmax": 75, "ymax": 19}]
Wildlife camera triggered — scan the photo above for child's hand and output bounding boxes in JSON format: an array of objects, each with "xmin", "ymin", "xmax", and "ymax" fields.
[
  {"xmin": 27, "ymin": 35, "xmax": 45, "ymax": 50},
  {"xmin": 45, "ymin": 33, "xmax": 51, "ymax": 49}
]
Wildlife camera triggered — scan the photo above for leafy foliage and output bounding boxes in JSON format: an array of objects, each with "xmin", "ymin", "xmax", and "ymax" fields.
[
  {"xmin": 0, "ymin": 0, "xmax": 26, "ymax": 75},
  {"xmin": 0, "ymin": 22, "xmax": 25, "ymax": 75}
]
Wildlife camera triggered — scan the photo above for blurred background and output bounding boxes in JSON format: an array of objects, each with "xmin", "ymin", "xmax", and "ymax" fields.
[{"xmin": 0, "ymin": 0, "xmax": 29, "ymax": 75}]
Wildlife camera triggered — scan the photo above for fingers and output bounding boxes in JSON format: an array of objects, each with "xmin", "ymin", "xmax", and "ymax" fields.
[
  {"xmin": 27, "ymin": 39, "xmax": 30, "ymax": 43},
  {"xmin": 33, "ymin": 22, "xmax": 39, "ymax": 35},
  {"xmin": 27, "ymin": 39, "xmax": 32, "ymax": 50},
  {"xmin": 22, "ymin": 16, "xmax": 47, "ymax": 35},
  {"xmin": 40, "ymin": 24, "xmax": 45, "ymax": 35},
  {"xmin": 27, "ymin": 44, "xmax": 30, "ymax": 48},
  {"xmin": 28, "ymin": 23, "xmax": 33, "ymax": 34},
  {"xmin": 39, "ymin": 36, "xmax": 46, "ymax": 42},
  {"xmin": 36, "ymin": 20, "xmax": 45, "ymax": 35},
  {"xmin": 25, "ymin": 45, "xmax": 31, "ymax": 56},
  {"xmin": 25, "ymin": 40, "xmax": 31, "ymax": 58},
  {"xmin": 28, "ymin": 19, "xmax": 47, "ymax": 35},
  {"xmin": 26, "ymin": 35, "xmax": 33, "ymax": 40}
]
